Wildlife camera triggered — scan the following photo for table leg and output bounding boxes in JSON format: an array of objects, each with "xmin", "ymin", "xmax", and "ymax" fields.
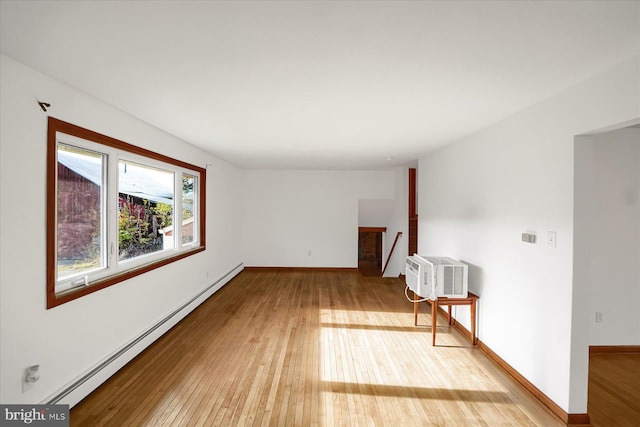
[
  {"xmin": 431, "ymin": 298, "xmax": 437, "ymax": 346},
  {"xmin": 471, "ymin": 298, "xmax": 477, "ymax": 345},
  {"xmin": 414, "ymin": 292, "xmax": 419, "ymax": 326}
]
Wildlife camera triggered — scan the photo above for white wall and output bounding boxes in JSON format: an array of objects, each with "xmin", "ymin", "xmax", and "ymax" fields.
[
  {"xmin": 580, "ymin": 128, "xmax": 640, "ymax": 344},
  {"xmin": 359, "ymin": 199, "xmax": 395, "ymax": 227},
  {"xmin": 0, "ymin": 55, "xmax": 244, "ymax": 405},
  {"xmin": 418, "ymin": 55, "xmax": 639, "ymax": 414},
  {"xmin": 242, "ymin": 169, "xmax": 395, "ymax": 267}
]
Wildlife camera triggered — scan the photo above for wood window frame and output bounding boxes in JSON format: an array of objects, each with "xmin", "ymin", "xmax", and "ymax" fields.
[{"xmin": 46, "ymin": 117, "xmax": 206, "ymax": 308}]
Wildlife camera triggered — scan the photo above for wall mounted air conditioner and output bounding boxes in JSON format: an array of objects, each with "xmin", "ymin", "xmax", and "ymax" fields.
[{"xmin": 405, "ymin": 255, "xmax": 468, "ymax": 299}]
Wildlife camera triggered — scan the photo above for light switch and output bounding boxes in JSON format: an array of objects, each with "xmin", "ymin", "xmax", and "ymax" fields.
[{"xmin": 547, "ymin": 231, "xmax": 557, "ymax": 248}]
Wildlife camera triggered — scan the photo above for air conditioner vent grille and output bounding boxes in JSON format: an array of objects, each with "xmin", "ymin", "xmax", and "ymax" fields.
[{"xmin": 405, "ymin": 255, "xmax": 468, "ymax": 299}]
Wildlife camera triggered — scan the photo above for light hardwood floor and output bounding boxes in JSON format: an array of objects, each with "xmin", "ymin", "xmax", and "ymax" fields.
[{"xmin": 70, "ymin": 270, "xmax": 564, "ymax": 426}]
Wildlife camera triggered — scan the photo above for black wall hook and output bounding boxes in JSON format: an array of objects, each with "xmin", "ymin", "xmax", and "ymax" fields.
[{"xmin": 38, "ymin": 101, "xmax": 51, "ymax": 112}]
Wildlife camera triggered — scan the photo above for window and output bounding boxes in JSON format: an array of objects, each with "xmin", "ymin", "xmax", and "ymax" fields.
[{"xmin": 47, "ymin": 118, "xmax": 206, "ymax": 308}]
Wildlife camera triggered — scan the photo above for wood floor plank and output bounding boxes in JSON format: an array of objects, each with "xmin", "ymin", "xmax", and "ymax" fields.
[
  {"xmin": 588, "ymin": 352, "xmax": 640, "ymax": 427},
  {"xmin": 71, "ymin": 270, "xmax": 566, "ymax": 426}
]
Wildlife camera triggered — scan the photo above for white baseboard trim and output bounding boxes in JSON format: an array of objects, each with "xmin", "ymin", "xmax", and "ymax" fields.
[{"xmin": 44, "ymin": 263, "xmax": 244, "ymax": 407}]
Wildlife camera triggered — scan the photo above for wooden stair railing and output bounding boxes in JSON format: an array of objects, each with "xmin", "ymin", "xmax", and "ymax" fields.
[{"xmin": 382, "ymin": 231, "xmax": 402, "ymax": 276}]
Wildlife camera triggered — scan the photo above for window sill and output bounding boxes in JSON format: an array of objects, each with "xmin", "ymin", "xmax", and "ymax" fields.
[{"xmin": 48, "ymin": 246, "xmax": 205, "ymax": 308}]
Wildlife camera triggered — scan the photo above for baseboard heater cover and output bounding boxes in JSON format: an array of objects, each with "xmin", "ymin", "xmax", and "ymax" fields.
[{"xmin": 45, "ymin": 263, "xmax": 244, "ymax": 406}]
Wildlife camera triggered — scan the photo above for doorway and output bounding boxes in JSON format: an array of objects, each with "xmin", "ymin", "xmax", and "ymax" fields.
[
  {"xmin": 358, "ymin": 227, "xmax": 386, "ymax": 276},
  {"xmin": 573, "ymin": 122, "xmax": 640, "ymax": 423}
]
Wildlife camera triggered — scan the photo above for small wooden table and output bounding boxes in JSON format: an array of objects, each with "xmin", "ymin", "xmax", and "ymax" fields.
[{"xmin": 414, "ymin": 292, "xmax": 479, "ymax": 346}]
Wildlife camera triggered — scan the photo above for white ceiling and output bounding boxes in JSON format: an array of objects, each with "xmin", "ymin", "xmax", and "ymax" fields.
[{"xmin": 1, "ymin": 1, "xmax": 639, "ymax": 169}]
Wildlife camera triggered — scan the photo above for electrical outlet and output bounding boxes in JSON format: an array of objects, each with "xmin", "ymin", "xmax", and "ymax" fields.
[{"xmin": 307, "ymin": 250, "xmax": 312, "ymax": 256}]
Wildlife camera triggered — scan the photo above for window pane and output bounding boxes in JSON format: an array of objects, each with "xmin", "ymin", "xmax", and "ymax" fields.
[
  {"xmin": 182, "ymin": 174, "xmax": 197, "ymax": 245},
  {"xmin": 57, "ymin": 144, "xmax": 105, "ymax": 280},
  {"xmin": 118, "ymin": 160, "xmax": 174, "ymax": 261}
]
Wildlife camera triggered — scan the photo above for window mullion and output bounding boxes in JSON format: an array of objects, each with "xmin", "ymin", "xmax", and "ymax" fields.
[
  {"xmin": 107, "ymin": 150, "xmax": 119, "ymax": 273},
  {"xmin": 174, "ymin": 173, "xmax": 182, "ymax": 250}
]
